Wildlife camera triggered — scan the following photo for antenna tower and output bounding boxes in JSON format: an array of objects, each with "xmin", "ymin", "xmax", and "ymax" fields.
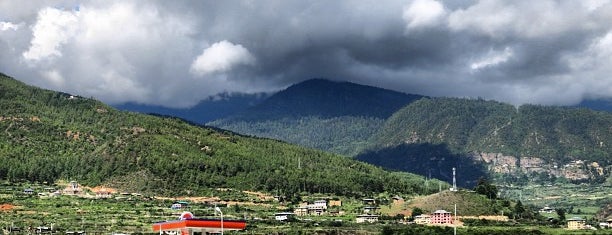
[{"xmin": 450, "ymin": 167, "xmax": 458, "ymax": 192}]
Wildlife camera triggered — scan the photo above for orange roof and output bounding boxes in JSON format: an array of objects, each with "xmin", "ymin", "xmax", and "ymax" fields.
[{"xmin": 152, "ymin": 219, "xmax": 246, "ymax": 232}]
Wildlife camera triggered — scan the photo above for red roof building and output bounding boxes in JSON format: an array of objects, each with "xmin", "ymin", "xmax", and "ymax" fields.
[{"xmin": 152, "ymin": 212, "xmax": 246, "ymax": 235}]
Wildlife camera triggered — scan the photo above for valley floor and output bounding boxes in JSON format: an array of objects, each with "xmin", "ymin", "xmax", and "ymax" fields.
[{"xmin": 1, "ymin": 182, "xmax": 611, "ymax": 234}]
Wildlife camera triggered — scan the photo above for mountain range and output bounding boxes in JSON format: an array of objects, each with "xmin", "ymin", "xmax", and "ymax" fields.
[
  {"xmin": 204, "ymin": 79, "xmax": 612, "ymax": 187},
  {"xmin": 76, "ymin": 76, "xmax": 612, "ymax": 188},
  {"xmin": 210, "ymin": 79, "xmax": 423, "ymax": 156},
  {"xmin": 0, "ymin": 72, "xmax": 441, "ymax": 196}
]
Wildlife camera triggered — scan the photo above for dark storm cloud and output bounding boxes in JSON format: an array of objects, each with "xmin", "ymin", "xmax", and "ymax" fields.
[{"xmin": 1, "ymin": 0, "xmax": 612, "ymax": 107}]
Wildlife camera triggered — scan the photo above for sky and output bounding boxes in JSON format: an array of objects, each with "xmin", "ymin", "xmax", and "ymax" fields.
[{"xmin": 2, "ymin": 0, "xmax": 612, "ymax": 108}]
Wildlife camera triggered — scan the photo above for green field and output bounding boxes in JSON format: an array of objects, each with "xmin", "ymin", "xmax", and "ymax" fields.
[{"xmin": 501, "ymin": 184, "xmax": 611, "ymax": 220}]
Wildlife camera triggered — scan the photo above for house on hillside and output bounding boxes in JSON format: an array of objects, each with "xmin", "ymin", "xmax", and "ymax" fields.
[
  {"xmin": 275, "ymin": 212, "xmax": 295, "ymax": 221},
  {"xmin": 23, "ymin": 188, "xmax": 34, "ymax": 195},
  {"xmin": 356, "ymin": 214, "xmax": 379, "ymax": 223},
  {"xmin": 94, "ymin": 188, "xmax": 113, "ymax": 199},
  {"xmin": 293, "ymin": 206, "xmax": 308, "ymax": 216},
  {"xmin": 329, "ymin": 199, "xmax": 342, "ymax": 207},
  {"xmin": 43, "ymin": 187, "xmax": 56, "ymax": 192},
  {"xmin": 414, "ymin": 214, "xmax": 431, "ymax": 225},
  {"xmin": 362, "ymin": 198, "xmax": 376, "ymax": 205},
  {"xmin": 567, "ymin": 217, "xmax": 586, "ymax": 230},
  {"xmin": 171, "ymin": 203, "xmax": 182, "ymax": 210},
  {"xmin": 599, "ymin": 218, "xmax": 612, "ymax": 228},
  {"xmin": 539, "ymin": 206, "xmax": 555, "ymax": 213},
  {"xmin": 363, "ymin": 206, "xmax": 379, "ymax": 214},
  {"xmin": 293, "ymin": 200, "xmax": 329, "ymax": 216},
  {"xmin": 171, "ymin": 201, "xmax": 189, "ymax": 210},
  {"xmin": 63, "ymin": 181, "xmax": 83, "ymax": 195},
  {"xmin": 307, "ymin": 200, "xmax": 327, "ymax": 215},
  {"xmin": 431, "ymin": 210, "xmax": 453, "ymax": 224}
]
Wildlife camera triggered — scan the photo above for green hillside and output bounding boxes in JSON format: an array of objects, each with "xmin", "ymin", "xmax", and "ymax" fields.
[
  {"xmin": 409, "ymin": 190, "xmax": 512, "ymax": 216},
  {"xmin": 368, "ymin": 97, "xmax": 611, "ymax": 163},
  {"xmin": 357, "ymin": 97, "xmax": 612, "ymax": 186},
  {"xmin": 209, "ymin": 79, "xmax": 423, "ymax": 156},
  {"xmin": 0, "ymin": 73, "xmax": 436, "ymax": 196}
]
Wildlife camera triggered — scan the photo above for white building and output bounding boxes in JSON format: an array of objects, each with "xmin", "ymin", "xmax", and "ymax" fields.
[
  {"xmin": 414, "ymin": 214, "xmax": 431, "ymax": 225},
  {"xmin": 275, "ymin": 212, "xmax": 295, "ymax": 221},
  {"xmin": 356, "ymin": 214, "xmax": 379, "ymax": 223},
  {"xmin": 539, "ymin": 206, "xmax": 554, "ymax": 213}
]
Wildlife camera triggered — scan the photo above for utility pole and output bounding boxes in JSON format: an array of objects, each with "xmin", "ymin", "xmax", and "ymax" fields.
[
  {"xmin": 454, "ymin": 203, "xmax": 457, "ymax": 235},
  {"xmin": 215, "ymin": 206, "xmax": 224, "ymax": 235}
]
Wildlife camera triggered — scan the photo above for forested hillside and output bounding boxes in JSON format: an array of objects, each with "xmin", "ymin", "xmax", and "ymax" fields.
[
  {"xmin": 210, "ymin": 79, "xmax": 423, "ymax": 156},
  {"xmin": 368, "ymin": 98, "xmax": 611, "ymax": 163},
  {"xmin": 0, "ymin": 73, "xmax": 441, "ymax": 196},
  {"xmin": 357, "ymin": 98, "xmax": 612, "ymax": 186}
]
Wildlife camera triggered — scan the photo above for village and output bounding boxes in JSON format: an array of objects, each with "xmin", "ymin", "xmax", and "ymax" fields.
[{"xmin": 3, "ymin": 178, "xmax": 610, "ymax": 234}]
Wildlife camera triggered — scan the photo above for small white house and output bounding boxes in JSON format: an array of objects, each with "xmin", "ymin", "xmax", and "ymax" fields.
[
  {"xmin": 275, "ymin": 212, "xmax": 295, "ymax": 221},
  {"xmin": 313, "ymin": 200, "xmax": 328, "ymax": 209},
  {"xmin": 539, "ymin": 206, "xmax": 555, "ymax": 213},
  {"xmin": 414, "ymin": 214, "xmax": 431, "ymax": 225},
  {"xmin": 356, "ymin": 214, "xmax": 379, "ymax": 223},
  {"xmin": 171, "ymin": 203, "xmax": 182, "ymax": 210}
]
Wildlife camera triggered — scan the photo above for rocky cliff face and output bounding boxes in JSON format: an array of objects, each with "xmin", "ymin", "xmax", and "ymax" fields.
[{"xmin": 472, "ymin": 153, "xmax": 608, "ymax": 183}]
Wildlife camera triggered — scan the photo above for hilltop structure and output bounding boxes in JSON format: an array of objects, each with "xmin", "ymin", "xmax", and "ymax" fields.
[{"xmin": 450, "ymin": 167, "xmax": 458, "ymax": 192}]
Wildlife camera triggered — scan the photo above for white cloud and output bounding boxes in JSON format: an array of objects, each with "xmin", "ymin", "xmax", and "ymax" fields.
[
  {"xmin": 190, "ymin": 40, "xmax": 255, "ymax": 76},
  {"xmin": 22, "ymin": 7, "xmax": 78, "ymax": 62},
  {"xmin": 562, "ymin": 31, "xmax": 612, "ymax": 100},
  {"xmin": 11, "ymin": 2, "xmax": 211, "ymax": 107},
  {"xmin": 470, "ymin": 47, "xmax": 513, "ymax": 71},
  {"xmin": 582, "ymin": 0, "xmax": 610, "ymax": 11},
  {"xmin": 0, "ymin": 21, "xmax": 20, "ymax": 31},
  {"xmin": 2, "ymin": 0, "xmax": 612, "ymax": 108},
  {"xmin": 448, "ymin": 1, "xmax": 591, "ymax": 39},
  {"xmin": 402, "ymin": 0, "xmax": 446, "ymax": 30}
]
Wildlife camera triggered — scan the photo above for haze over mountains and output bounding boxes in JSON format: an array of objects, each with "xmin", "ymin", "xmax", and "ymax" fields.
[{"xmin": 115, "ymin": 92, "xmax": 270, "ymax": 124}]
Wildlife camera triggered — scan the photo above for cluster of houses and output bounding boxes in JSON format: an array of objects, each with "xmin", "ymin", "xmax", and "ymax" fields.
[
  {"xmin": 567, "ymin": 217, "xmax": 612, "ymax": 230},
  {"xmin": 274, "ymin": 198, "xmax": 384, "ymax": 223},
  {"xmin": 23, "ymin": 181, "xmax": 86, "ymax": 197},
  {"xmin": 276, "ymin": 198, "xmax": 407, "ymax": 224},
  {"xmin": 538, "ymin": 206, "xmax": 612, "ymax": 230},
  {"xmin": 598, "ymin": 219, "xmax": 612, "ymax": 229},
  {"xmin": 18, "ymin": 183, "xmax": 612, "ymax": 230},
  {"xmin": 293, "ymin": 200, "xmax": 336, "ymax": 216},
  {"xmin": 22, "ymin": 181, "xmax": 135, "ymax": 199},
  {"xmin": 355, "ymin": 198, "xmax": 380, "ymax": 223},
  {"xmin": 275, "ymin": 199, "xmax": 343, "ymax": 221}
]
